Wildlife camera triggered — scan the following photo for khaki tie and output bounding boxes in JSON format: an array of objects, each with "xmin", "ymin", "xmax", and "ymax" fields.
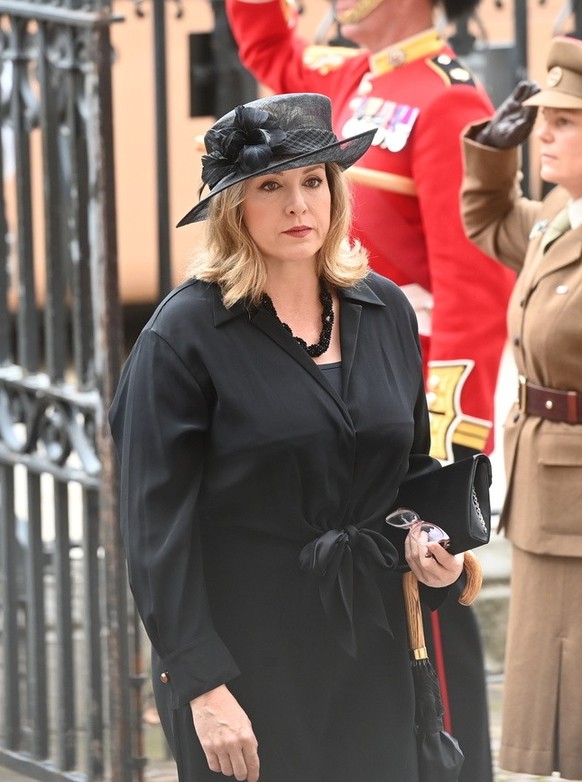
[{"xmin": 541, "ymin": 207, "xmax": 571, "ymax": 252}]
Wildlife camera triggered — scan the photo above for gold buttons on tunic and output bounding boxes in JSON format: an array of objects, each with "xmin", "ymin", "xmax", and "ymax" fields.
[
  {"xmin": 160, "ymin": 672, "xmax": 170, "ymax": 684},
  {"xmin": 545, "ymin": 400, "xmax": 553, "ymax": 410}
]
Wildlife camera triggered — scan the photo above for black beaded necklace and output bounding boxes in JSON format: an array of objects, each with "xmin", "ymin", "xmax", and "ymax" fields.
[{"xmin": 260, "ymin": 280, "xmax": 334, "ymax": 358}]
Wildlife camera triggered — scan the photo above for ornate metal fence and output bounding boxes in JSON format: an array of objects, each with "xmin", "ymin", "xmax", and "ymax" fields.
[
  {"xmin": 0, "ymin": 0, "xmax": 257, "ymax": 777},
  {"xmin": 0, "ymin": 1, "xmax": 136, "ymax": 779}
]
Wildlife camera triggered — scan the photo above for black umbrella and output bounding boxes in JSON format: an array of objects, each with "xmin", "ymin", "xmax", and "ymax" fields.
[{"xmin": 402, "ymin": 570, "xmax": 465, "ymax": 782}]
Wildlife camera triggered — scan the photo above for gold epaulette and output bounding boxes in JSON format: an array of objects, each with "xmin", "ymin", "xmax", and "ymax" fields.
[
  {"xmin": 303, "ymin": 45, "xmax": 362, "ymax": 75},
  {"xmin": 426, "ymin": 54, "xmax": 476, "ymax": 87}
]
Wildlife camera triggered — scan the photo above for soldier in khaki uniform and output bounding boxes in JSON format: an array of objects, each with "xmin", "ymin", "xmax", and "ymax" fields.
[{"xmin": 461, "ymin": 37, "xmax": 582, "ymax": 781}]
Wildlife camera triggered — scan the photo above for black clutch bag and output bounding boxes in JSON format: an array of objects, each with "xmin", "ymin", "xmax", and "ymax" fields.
[{"xmin": 393, "ymin": 454, "xmax": 493, "ymax": 555}]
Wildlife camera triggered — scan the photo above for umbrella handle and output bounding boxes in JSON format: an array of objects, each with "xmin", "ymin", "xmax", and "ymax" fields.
[
  {"xmin": 402, "ymin": 571, "xmax": 427, "ymax": 658},
  {"xmin": 458, "ymin": 550, "xmax": 483, "ymax": 606},
  {"xmin": 403, "ymin": 551, "xmax": 483, "ymax": 654}
]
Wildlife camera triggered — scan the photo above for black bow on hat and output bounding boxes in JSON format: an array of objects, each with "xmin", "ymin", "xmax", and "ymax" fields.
[{"xmin": 177, "ymin": 92, "xmax": 376, "ymax": 227}]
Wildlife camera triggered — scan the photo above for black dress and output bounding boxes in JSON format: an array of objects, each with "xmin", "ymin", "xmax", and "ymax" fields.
[{"xmin": 109, "ymin": 271, "xmax": 444, "ymax": 782}]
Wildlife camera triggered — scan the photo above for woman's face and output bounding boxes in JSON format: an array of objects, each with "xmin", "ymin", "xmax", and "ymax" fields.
[
  {"xmin": 536, "ymin": 107, "xmax": 582, "ymax": 198},
  {"xmin": 241, "ymin": 164, "xmax": 331, "ymax": 269}
]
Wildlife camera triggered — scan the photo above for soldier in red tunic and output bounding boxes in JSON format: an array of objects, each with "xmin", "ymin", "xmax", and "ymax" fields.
[{"xmin": 226, "ymin": 0, "xmax": 515, "ymax": 779}]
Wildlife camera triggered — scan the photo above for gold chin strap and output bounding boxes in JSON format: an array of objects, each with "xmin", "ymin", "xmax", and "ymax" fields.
[{"xmin": 336, "ymin": 0, "xmax": 385, "ymax": 25}]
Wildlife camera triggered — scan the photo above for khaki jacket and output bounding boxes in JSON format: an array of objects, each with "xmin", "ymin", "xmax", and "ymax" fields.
[{"xmin": 461, "ymin": 127, "xmax": 582, "ymax": 557}]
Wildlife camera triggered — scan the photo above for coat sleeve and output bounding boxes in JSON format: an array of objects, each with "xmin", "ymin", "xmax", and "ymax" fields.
[
  {"xmin": 109, "ymin": 329, "xmax": 240, "ymax": 709},
  {"xmin": 460, "ymin": 125, "xmax": 542, "ymax": 271}
]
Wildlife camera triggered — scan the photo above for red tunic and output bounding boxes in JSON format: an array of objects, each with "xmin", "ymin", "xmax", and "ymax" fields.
[{"xmin": 227, "ymin": 0, "xmax": 516, "ymax": 460}]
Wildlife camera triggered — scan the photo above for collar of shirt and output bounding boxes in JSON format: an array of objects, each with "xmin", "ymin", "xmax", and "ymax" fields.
[
  {"xmin": 212, "ymin": 277, "xmax": 386, "ymax": 327},
  {"xmin": 567, "ymin": 197, "xmax": 582, "ymax": 230},
  {"xmin": 368, "ymin": 28, "xmax": 444, "ymax": 76}
]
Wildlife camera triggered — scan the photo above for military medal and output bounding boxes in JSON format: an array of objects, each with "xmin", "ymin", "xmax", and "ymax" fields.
[{"xmin": 342, "ymin": 96, "xmax": 419, "ymax": 152}]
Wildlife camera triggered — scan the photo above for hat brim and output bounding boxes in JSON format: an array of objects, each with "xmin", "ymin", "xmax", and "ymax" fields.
[
  {"xmin": 523, "ymin": 90, "xmax": 582, "ymax": 110},
  {"xmin": 176, "ymin": 128, "xmax": 376, "ymax": 227}
]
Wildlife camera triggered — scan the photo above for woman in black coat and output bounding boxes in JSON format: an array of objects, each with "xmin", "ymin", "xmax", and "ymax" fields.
[{"xmin": 109, "ymin": 92, "xmax": 464, "ymax": 782}]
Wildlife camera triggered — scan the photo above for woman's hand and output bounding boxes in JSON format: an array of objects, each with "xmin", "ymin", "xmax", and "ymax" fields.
[
  {"xmin": 404, "ymin": 521, "xmax": 464, "ymax": 587},
  {"xmin": 191, "ymin": 684, "xmax": 260, "ymax": 782}
]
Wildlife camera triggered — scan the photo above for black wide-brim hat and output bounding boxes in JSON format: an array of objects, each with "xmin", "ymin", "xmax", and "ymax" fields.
[{"xmin": 176, "ymin": 92, "xmax": 376, "ymax": 227}]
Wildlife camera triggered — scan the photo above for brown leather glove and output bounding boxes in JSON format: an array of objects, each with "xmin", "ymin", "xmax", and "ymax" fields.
[{"xmin": 474, "ymin": 80, "xmax": 541, "ymax": 149}]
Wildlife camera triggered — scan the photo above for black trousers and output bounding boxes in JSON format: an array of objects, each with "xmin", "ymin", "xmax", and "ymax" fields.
[{"xmin": 423, "ymin": 579, "xmax": 493, "ymax": 782}]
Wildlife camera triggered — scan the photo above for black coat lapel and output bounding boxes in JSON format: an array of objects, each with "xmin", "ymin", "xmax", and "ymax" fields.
[
  {"xmin": 339, "ymin": 300, "xmax": 362, "ymax": 397},
  {"xmin": 250, "ymin": 307, "xmax": 348, "ymax": 411}
]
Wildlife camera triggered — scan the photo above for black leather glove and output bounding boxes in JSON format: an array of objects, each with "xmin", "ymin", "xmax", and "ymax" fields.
[{"xmin": 474, "ymin": 80, "xmax": 541, "ymax": 149}]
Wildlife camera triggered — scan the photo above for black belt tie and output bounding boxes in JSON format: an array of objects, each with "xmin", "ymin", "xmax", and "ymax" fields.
[{"xmin": 299, "ymin": 525, "xmax": 399, "ymax": 657}]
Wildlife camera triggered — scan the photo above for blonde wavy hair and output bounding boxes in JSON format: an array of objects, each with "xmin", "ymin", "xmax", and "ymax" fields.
[{"xmin": 186, "ymin": 163, "xmax": 369, "ymax": 308}]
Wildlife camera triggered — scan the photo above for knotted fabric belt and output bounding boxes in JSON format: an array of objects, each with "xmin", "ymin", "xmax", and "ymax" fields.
[
  {"xmin": 299, "ymin": 525, "xmax": 399, "ymax": 657},
  {"xmin": 518, "ymin": 376, "xmax": 582, "ymax": 424}
]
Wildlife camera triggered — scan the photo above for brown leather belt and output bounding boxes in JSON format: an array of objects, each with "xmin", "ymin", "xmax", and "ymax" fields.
[{"xmin": 518, "ymin": 376, "xmax": 582, "ymax": 424}]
